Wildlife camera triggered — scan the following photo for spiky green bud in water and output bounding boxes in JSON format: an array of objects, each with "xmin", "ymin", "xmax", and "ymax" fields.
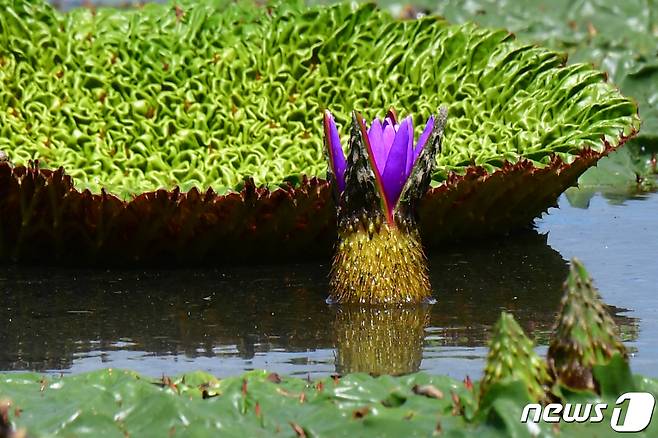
[
  {"xmin": 547, "ymin": 258, "xmax": 627, "ymax": 391},
  {"xmin": 324, "ymin": 108, "xmax": 447, "ymax": 304},
  {"xmin": 481, "ymin": 312, "xmax": 551, "ymax": 403}
]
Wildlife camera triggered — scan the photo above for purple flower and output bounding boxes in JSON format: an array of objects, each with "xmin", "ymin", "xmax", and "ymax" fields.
[{"xmin": 324, "ymin": 109, "xmax": 435, "ymax": 220}]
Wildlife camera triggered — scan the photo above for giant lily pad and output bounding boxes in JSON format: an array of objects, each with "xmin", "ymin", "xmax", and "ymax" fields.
[
  {"xmin": 393, "ymin": 0, "xmax": 658, "ymax": 192},
  {"xmin": 0, "ymin": 0, "xmax": 638, "ymax": 262},
  {"xmin": 388, "ymin": 0, "xmax": 657, "ymax": 143}
]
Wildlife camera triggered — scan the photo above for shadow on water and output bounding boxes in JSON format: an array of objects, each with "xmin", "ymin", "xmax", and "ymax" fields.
[{"xmin": 0, "ymin": 230, "xmax": 638, "ymax": 377}]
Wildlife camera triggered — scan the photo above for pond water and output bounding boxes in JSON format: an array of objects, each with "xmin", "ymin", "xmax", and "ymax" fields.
[{"xmin": 1, "ymin": 187, "xmax": 656, "ymax": 379}]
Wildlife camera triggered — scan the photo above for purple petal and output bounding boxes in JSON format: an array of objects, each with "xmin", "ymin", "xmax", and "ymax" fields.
[
  {"xmin": 381, "ymin": 116, "xmax": 412, "ymax": 208},
  {"xmin": 383, "ymin": 116, "xmax": 399, "ymax": 132},
  {"xmin": 382, "ymin": 122, "xmax": 396, "ymax": 162},
  {"xmin": 413, "ymin": 115, "xmax": 435, "ymax": 165},
  {"xmin": 324, "ymin": 110, "xmax": 346, "ymax": 192},
  {"xmin": 405, "ymin": 117, "xmax": 416, "ymax": 176},
  {"xmin": 367, "ymin": 118, "xmax": 386, "ymax": 175}
]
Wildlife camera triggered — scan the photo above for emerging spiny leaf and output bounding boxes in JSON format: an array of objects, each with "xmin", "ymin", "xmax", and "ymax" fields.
[
  {"xmin": 329, "ymin": 222, "xmax": 431, "ymax": 304},
  {"xmin": 547, "ymin": 258, "xmax": 627, "ymax": 391},
  {"xmin": 481, "ymin": 312, "xmax": 551, "ymax": 403}
]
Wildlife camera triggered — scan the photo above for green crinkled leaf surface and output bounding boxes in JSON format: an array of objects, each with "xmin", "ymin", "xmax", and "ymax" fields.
[
  {"xmin": 0, "ymin": 0, "xmax": 642, "ymax": 262},
  {"xmin": 0, "ymin": 0, "xmax": 638, "ymax": 196},
  {"xmin": 375, "ymin": 0, "xmax": 658, "ymax": 192}
]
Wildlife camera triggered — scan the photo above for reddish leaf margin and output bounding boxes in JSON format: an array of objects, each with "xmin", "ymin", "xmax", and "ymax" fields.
[{"xmin": 0, "ymin": 136, "xmax": 630, "ymax": 264}]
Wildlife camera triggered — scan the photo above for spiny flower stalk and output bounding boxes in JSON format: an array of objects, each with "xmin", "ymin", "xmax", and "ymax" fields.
[
  {"xmin": 324, "ymin": 107, "xmax": 447, "ymax": 304},
  {"xmin": 481, "ymin": 312, "xmax": 552, "ymax": 403},
  {"xmin": 547, "ymin": 258, "xmax": 627, "ymax": 391}
]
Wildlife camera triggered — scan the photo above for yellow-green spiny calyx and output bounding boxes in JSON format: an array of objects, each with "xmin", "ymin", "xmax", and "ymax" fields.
[
  {"xmin": 324, "ymin": 107, "xmax": 447, "ymax": 304},
  {"xmin": 330, "ymin": 217, "xmax": 431, "ymax": 304}
]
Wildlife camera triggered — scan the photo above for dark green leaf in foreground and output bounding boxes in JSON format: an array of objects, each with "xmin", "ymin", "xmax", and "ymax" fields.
[
  {"xmin": 1, "ymin": 367, "xmax": 656, "ymax": 437},
  {"xmin": 0, "ymin": 370, "xmax": 475, "ymax": 437},
  {"xmin": 592, "ymin": 353, "xmax": 636, "ymax": 399}
]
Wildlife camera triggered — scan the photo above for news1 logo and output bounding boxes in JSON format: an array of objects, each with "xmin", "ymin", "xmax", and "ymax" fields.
[{"xmin": 521, "ymin": 392, "xmax": 656, "ymax": 432}]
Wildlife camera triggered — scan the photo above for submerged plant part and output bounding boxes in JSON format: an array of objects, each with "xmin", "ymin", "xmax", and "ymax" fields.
[
  {"xmin": 547, "ymin": 258, "xmax": 627, "ymax": 391},
  {"xmin": 480, "ymin": 312, "xmax": 551, "ymax": 403},
  {"xmin": 324, "ymin": 108, "xmax": 447, "ymax": 304}
]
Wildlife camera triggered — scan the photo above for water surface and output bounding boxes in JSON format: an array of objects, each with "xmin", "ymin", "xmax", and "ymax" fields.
[{"xmin": 1, "ymin": 189, "xmax": 655, "ymax": 378}]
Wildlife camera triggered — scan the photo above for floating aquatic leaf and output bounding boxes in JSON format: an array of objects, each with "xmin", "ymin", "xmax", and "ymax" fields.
[
  {"xmin": 386, "ymin": 0, "xmax": 658, "ymax": 195},
  {"xmin": 1, "ymin": 366, "xmax": 656, "ymax": 436},
  {"xmin": 0, "ymin": 0, "xmax": 638, "ymax": 261}
]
